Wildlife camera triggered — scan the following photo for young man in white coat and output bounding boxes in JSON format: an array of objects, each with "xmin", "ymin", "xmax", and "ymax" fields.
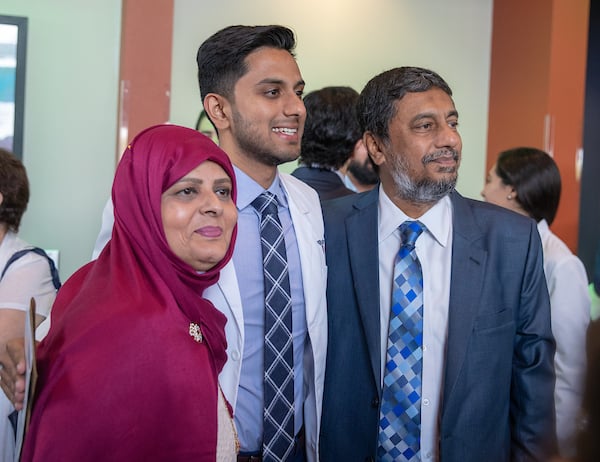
[{"xmin": 197, "ymin": 25, "xmax": 327, "ymax": 462}]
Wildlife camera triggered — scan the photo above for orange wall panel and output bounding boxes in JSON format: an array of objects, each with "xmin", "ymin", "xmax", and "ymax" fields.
[
  {"xmin": 547, "ymin": 0, "xmax": 590, "ymax": 249},
  {"xmin": 487, "ymin": 0, "xmax": 590, "ymax": 252},
  {"xmin": 486, "ymin": 0, "xmax": 553, "ymax": 163},
  {"xmin": 116, "ymin": 0, "xmax": 174, "ymax": 161}
]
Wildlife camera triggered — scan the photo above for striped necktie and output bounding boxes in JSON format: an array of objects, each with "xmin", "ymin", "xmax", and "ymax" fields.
[{"xmin": 251, "ymin": 192, "xmax": 295, "ymax": 462}]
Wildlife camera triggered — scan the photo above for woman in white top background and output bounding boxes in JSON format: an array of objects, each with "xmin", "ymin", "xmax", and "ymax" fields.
[
  {"xmin": 481, "ymin": 146, "xmax": 590, "ymax": 458},
  {"xmin": 0, "ymin": 148, "xmax": 58, "ymax": 462}
]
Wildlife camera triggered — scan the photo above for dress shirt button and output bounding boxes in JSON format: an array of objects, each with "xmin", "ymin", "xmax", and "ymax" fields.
[
  {"xmin": 423, "ymin": 398, "xmax": 430, "ymax": 406},
  {"xmin": 422, "ymin": 344, "xmax": 427, "ymax": 352},
  {"xmin": 230, "ymin": 350, "xmax": 240, "ymax": 361},
  {"xmin": 371, "ymin": 397, "xmax": 379, "ymax": 408}
]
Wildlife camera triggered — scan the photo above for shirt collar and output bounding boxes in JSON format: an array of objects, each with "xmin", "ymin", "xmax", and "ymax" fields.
[
  {"xmin": 378, "ymin": 185, "xmax": 452, "ymax": 247},
  {"xmin": 537, "ymin": 218, "xmax": 549, "ymax": 238},
  {"xmin": 233, "ymin": 166, "xmax": 289, "ymax": 210}
]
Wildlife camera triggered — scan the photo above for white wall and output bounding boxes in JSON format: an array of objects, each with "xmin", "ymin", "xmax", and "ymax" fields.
[
  {"xmin": 2, "ymin": 0, "xmax": 121, "ymax": 280},
  {"xmin": 170, "ymin": 0, "xmax": 493, "ymax": 198}
]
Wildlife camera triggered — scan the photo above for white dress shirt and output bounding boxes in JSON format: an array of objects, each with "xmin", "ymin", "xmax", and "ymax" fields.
[
  {"xmin": 538, "ymin": 219, "xmax": 590, "ymax": 457},
  {"xmin": 378, "ymin": 187, "xmax": 453, "ymax": 462}
]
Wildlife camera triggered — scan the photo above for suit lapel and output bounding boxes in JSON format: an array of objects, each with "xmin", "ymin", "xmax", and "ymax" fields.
[
  {"xmin": 280, "ymin": 174, "xmax": 326, "ymax": 329},
  {"xmin": 346, "ymin": 189, "xmax": 382, "ymax": 390},
  {"xmin": 443, "ymin": 192, "xmax": 487, "ymax": 401},
  {"xmin": 214, "ymin": 261, "xmax": 244, "ymax": 331}
]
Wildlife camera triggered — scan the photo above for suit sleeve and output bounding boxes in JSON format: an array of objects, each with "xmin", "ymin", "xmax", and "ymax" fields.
[{"xmin": 510, "ymin": 223, "xmax": 558, "ymax": 461}]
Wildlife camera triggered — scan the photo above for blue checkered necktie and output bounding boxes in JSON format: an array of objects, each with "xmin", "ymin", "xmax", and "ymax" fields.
[
  {"xmin": 378, "ymin": 220, "xmax": 426, "ymax": 462},
  {"xmin": 251, "ymin": 192, "xmax": 295, "ymax": 462}
]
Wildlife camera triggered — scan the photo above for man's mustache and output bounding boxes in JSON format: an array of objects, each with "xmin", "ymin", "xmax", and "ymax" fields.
[{"xmin": 422, "ymin": 149, "xmax": 460, "ymax": 165}]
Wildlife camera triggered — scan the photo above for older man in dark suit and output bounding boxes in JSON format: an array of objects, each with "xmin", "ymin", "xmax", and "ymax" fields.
[{"xmin": 319, "ymin": 67, "xmax": 557, "ymax": 462}]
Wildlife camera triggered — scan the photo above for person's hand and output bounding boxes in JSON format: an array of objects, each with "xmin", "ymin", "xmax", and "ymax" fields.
[{"xmin": 0, "ymin": 338, "xmax": 27, "ymax": 410}]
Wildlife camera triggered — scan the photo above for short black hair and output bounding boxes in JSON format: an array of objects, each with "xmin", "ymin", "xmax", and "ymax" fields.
[
  {"xmin": 495, "ymin": 147, "xmax": 561, "ymax": 225},
  {"xmin": 0, "ymin": 147, "xmax": 29, "ymax": 232},
  {"xmin": 357, "ymin": 66, "xmax": 452, "ymax": 142},
  {"xmin": 299, "ymin": 86, "xmax": 362, "ymax": 170},
  {"xmin": 196, "ymin": 25, "xmax": 296, "ymax": 102}
]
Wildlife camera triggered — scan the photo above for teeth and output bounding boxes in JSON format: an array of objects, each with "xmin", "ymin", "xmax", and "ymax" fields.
[{"xmin": 272, "ymin": 128, "xmax": 297, "ymax": 134}]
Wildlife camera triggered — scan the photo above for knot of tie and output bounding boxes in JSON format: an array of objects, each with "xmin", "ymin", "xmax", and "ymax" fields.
[
  {"xmin": 400, "ymin": 220, "xmax": 425, "ymax": 250},
  {"xmin": 251, "ymin": 191, "xmax": 279, "ymax": 217}
]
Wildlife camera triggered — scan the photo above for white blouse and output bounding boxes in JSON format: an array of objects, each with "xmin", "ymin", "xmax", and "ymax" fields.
[
  {"xmin": 0, "ymin": 231, "xmax": 56, "ymax": 318},
  {"xmin": 216, "ymin": 388, "xmax": 238, "ymax": 460},
  {"xmin": 538, "ymin": 220, "xmax": 590, "ymax": 457},
  {"xmin": 0, "ymin": 231, "xmax": 57, "ymax": 462}
]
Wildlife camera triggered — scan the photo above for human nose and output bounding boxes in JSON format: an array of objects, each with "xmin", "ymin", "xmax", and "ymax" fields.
[
  {"xmin": 437, "ymin": 123, "xmax": 461, "ymax": 149},
  {"xmin": 283, "ymin": 92, "xmax": 305, "ymax": 118},
  {"xmin": 200, "ymin": 192, "xmax": 223, "ymax": 215}
]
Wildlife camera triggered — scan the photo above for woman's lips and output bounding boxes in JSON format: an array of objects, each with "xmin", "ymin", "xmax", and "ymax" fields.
[{"xmin": 196, "ymin": 226, "xmax": 222, "ymax": 238}]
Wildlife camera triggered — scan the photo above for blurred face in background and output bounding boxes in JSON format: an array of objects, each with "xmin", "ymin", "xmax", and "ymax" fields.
[
  {"xmin": 347, "ymin": 139, "xmax": 379, "ymax": 187},
  {"xmin": 481, "ymin": 164, "xmax": 518, "ymax": 212}
]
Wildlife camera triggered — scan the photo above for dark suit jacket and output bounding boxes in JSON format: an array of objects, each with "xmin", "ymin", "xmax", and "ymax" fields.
[
  {"xmin": 319, "ymin": 188, "xmax": 557, "ymax": 462},
  {"xmin": 291, "ymin": 166, "xmax": 355, "ymax": 201}
]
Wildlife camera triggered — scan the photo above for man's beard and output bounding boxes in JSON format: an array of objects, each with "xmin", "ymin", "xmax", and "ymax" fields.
[
  {"xmin": 231, "ymin": 108, "xmax": 300, "ymax": 166},
  {"xmin": 348, "ymin": 157, "xmax": 379, "ymax": 186},
  {"xmin": 389, "ymin": 149, "xmax": 459, "ymax": 204}
]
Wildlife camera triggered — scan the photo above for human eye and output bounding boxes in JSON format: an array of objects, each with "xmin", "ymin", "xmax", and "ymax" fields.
[
  {"xmin": 414, "ymin": 122, "xmax": 433, "ymax": 131},
  {"xmin": 176, "ymin": 186, "xmax": 197, "ymax": 197},
  {"xmin": 448, "ymin": 119, "xmax": 459, "ymax": 129},
  {"xmin": 295, "ymin": 88, "xmax": 304, "ymax": 98},
  {"xmin": 215, "ymin": 186, "xmax": 231, "ymax": 199},
  {"xmin": 265, "ymin": 88, "xmax": 280, "ymax": 98}
]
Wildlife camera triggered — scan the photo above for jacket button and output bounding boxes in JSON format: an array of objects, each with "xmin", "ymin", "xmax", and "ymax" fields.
[{"xmin": 371, "ymin": 397, "xmax": 379, "ymax": 408}]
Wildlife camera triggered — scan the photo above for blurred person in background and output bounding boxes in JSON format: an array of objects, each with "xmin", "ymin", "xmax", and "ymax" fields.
[
  {"xmin": 482, "ymin": 146, "xmax": 590, "ymax": 458},
  {"xmin": 292, "ymin": 86, "xmax": 362, "ymax": 200},
  {"xmin": 0, "ymin": 148, "xmax": 60, "ymax": 462},
  {"xmin": 339, "ymin": 137, "xmax": 379, "ymax": 193}
]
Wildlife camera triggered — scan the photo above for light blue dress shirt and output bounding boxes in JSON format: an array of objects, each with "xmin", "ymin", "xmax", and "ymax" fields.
[{"xmin": 232, "ymin": 167, "xmax": 307, "ymax": 452}]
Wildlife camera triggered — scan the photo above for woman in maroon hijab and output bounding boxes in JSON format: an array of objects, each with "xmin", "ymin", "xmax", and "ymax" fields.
[{"xmin": 21, "ymin": 124, "xmax": 238, "ymax": 461}]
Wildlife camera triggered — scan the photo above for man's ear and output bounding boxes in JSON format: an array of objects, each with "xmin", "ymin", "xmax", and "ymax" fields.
[
  {"xmin": 204, "ymin": 94, "xmax": 231, "ymax": 130},
  {"xmin": 0, "ymin": 192, "xmax": 3, "ymax": 208},
  {"xmin": 363, "ymin": 131, "xmax": 386, "ymax": 167}
]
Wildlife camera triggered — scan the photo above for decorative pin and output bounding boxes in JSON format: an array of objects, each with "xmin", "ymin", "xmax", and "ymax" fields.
[
  {"xmin": 317, "ymin": 239, "xmax": 326, "ymax": 254},
  {"xmin": 189, "ymin": 323, "xmax": 203, "ymax": 343}
]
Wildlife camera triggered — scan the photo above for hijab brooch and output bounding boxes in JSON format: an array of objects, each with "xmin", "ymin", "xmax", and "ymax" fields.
[{"xmin": 189, "ymin": 323, "xmax": 203, "ymax": 343}]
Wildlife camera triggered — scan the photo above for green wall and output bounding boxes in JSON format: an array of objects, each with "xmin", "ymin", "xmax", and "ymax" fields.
[{"xmin": 2, "ymin": 0, "xmax": 121, "ymax": 280}]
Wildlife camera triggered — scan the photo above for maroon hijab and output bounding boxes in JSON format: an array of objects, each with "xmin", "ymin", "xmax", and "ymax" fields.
[{"xmin": 22, "ymin": 125, "xmax": 237, "ymax": 461}]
